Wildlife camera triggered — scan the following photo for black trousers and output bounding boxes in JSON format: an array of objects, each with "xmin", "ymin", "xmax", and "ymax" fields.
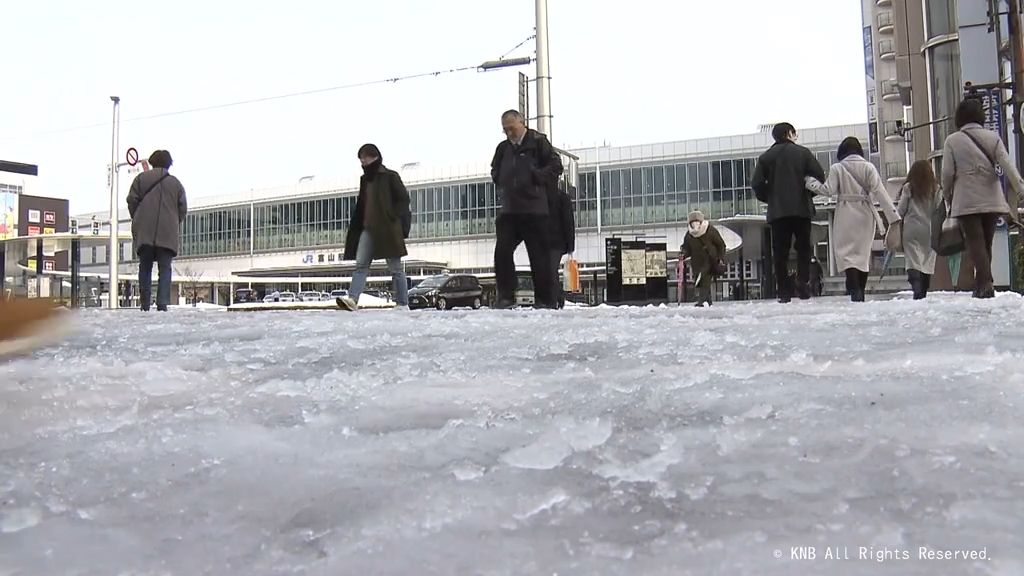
[
  {"xmin": 494, "ymin": 214, "xmax": 554, "ymax": 307},
  {"xmin": 771, "ymin": 217, "xmax": 812, "ymax": 297},
  {"xmin": 959, "ymin": 213, "xmax": 999, "ymax": 295},
  {"xmin": 549, "ymin": 249, "xmax": 566, "ymax": 308}
]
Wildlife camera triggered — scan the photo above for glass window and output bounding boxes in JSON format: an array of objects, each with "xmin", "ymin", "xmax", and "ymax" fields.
[
  {"xmin": 632, "ymin": 168, "xmax": 643, "ymax": 198},
  {"xmin": 665, "ymin": 165, "xmax": 676, "ymax": 192},
  {"xmin": 925, "ymin": 0, "xmax": 957, "ymax": 39},
  {"xmin": 711, "ymin": 161, "xmax": 722, "ymax": 189},
  {"xmin": 698, "ymin": 163, "xmax": 710, "ymax": 190},
  {"xmin": 686, "ymin": 163, "xmax": 698, "ymax": 191},
  {"xmin": 610, "ymin": 169, "xmax": 621, "ymax": 198},
  {"xmin": 930, "ymin": 41, "xmax": 961, "ymax": 148}
]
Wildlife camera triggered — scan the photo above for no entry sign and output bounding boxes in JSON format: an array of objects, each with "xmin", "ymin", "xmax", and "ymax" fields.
[{"xmin": 126, "ymin": 147, "xmax": 139, "ymax": 166}]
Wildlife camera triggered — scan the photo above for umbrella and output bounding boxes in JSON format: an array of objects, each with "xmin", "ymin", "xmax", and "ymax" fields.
[{"xmin": 876, "ymin": 249, "xmax": 896, "ymax": 286}]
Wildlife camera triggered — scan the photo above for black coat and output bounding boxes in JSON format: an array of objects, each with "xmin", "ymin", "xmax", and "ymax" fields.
[
  {"xmin": 490, "ymin": 129, "xmax": 563, "ymax": 215},
  {"xmin": 546, "ymin": 187, "xmax": 576, "ymax": 254},
  {"xmin": 343, "ymin": 167, "xmax": 410, "ymax": 261},
  {"xmin": 750, "ymin": 141, "xmax": 825, "ymax": 222}
]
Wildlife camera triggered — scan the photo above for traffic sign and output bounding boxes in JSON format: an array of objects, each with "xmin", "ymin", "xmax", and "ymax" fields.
[{"xmin": 126, "ymin": 147, "xmax": 139, "ymax": 167}]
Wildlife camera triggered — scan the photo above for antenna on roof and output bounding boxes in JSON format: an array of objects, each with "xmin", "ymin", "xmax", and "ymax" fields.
[{"xmin": 757, "ymin": 124, "xmax": 776, "ymax": 134}]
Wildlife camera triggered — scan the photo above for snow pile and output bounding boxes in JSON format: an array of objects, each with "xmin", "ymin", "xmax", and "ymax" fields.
[{"xmin": 1, "ymin": 293, "xmax": 1022, "ymax": 575}]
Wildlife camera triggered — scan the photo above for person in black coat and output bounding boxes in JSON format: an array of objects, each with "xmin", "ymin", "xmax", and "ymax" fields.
[
  {"xmin": 490, "ymin": 110, "xmax": 564, "ymax": 309},
  {"xmin": 750, "ymin": 122, "xmax": 826, "ymax": 303},
  {"xmin": 546, "ymin": 184, "xmax": 576, "ymax": 309}
]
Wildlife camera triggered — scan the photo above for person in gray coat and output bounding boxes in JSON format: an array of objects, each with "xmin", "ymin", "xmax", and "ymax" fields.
[
  {"xmin": 941, "ymin": 98, "xmax": 1024, "ymax": 298},
  {"xmin": 126, "ymin": 150, "xmax": 188, "ymax": 311},
  {"xmin": 896, "ymin": 160, "xmax": 941, "ymax": 299}
]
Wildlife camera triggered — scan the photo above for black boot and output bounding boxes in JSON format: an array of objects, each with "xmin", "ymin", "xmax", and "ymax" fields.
[
  {"xmin": 845, "ymin": 269, "xmax": 864, "ymax": 302},
  {"xmin": 921, "ymin": 273, "xmax": 931, "ymax": 299},
  {"xmin": 908, "ymin": 270, "xmax": 923, "ymax": 300}
]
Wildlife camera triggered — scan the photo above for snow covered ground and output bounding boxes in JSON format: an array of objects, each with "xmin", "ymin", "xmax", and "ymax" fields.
[{"xmin": 2, "ymin": 293, "xmax": 1023, "ymax": 575}]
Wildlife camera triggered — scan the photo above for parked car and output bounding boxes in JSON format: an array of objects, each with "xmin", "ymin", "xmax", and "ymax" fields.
[
  {"xmin": 298, "ymin": 291, "xmax": 321, "ymax": 302},
  {"xmin": 263, "ymin": 291, "xmax": 280, "ymax": 303},
  {"xmin": 319, "ymin": 292, "xmax": 332, "ymax": 301},
  {"xmin": 330, "ymin": 289, "xmax": 349, "ymax": 299},
  {"xmin": 408, "ymin": 274, "xmax": 483, "ymax": 310},
  {"xmin": 363, "ymin": 289, "xmax": 392, "ymax": 302},
  {"xmin": 234, "ymin": 288, "xmax": 259, "ymax": 304},
  {"xmin": 279, "ymin": 291, "xmax": 297, "ymax": 303}
]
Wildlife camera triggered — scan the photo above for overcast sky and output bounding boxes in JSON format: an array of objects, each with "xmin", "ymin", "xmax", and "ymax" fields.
[{"xmin": 0, "ymin": 0, "xmax": 867, "ymax": 212}]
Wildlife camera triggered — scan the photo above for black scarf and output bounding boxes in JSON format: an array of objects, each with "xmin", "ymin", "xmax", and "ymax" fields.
[{"xmin": 362, "ymin": 159, "xmax": 383, "ymax": 181}]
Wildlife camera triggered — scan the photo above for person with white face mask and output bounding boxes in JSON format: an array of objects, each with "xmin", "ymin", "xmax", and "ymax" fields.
[{"xmin": 679, "ymin": 210, "xmax": 727, "ymax": 307}]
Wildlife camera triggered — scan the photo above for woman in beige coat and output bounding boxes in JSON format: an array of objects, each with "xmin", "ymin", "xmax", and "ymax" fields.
[
  {"xmin": 805, "ymin": 137, "xmax": 900, "ymax": 302},
  {"xmin": 941, "ymin": 98, "xmax": 1024, "ymax": 298}
]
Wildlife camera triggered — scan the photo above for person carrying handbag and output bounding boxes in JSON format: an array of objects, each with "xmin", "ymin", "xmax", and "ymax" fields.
[
  {"xmin": 940, "ymin": 98, "xmax": 1024, "ymax": 298},
  {"xmin": 896, "ymin": 161, "xmax": 942, "ymax": 299},
  {"xmin": 126, "ymin": 150, "xmax": 187, "ymax": 312},
  {"xmin": 805, "ymin": 137, "xmax": 900, "ymax": 302},
  {"xmin": 680, "ymin": 210, "xmax": 726, "ymax": 308}
]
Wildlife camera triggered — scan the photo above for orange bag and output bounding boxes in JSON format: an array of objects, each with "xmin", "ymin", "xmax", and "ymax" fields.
[{"xmin": 563, "ymin": 256, "xmax": 581, "ymax": 293}]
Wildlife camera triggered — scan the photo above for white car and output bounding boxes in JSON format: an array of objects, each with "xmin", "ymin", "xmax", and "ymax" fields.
[
  {"xmin": 298, "ymin": 291, "xmax": 321, "ymax": 302},
  {"xmin": 279, "ymin": 292, "xmax": 297, "ymax": 303},
  {"xmin": 330, "ymin": 290, "xmax": 349, "ymax": 299}
]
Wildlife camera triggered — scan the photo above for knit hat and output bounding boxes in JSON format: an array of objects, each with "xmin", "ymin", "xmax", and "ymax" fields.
[
  {"xmin": 357, "ymin": 143, "xmax": 382, "ymax": 161},
  {"xmin": 688, "ymin": 210, "xmax": 705, "ymax": 223}
]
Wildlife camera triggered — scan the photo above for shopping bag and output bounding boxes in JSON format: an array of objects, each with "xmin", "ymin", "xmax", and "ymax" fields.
[{"xmin": 563, "ymin": 256, "xmax": 581, "ymax": 293}]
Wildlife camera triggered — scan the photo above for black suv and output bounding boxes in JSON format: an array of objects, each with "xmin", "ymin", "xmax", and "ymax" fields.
[{"xmin": 409, "ymin": 274, "xmax": 483, "ymax": 310}]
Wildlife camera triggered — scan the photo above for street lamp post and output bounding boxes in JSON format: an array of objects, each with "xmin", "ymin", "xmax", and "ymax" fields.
[
  {"xmin": 108, "ymin": 96, "xmax": 120, "ymax": 309},
  {"xmin": 534, "ymin": 0, "xmax": 552, "ymax": 139}
]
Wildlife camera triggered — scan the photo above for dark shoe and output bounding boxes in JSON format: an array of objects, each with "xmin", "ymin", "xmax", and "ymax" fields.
[
  {"xmin": 851, "ymin": 290, "xmax": 865, "ymax": 302},
  {"xmin": 778, "ymin": 296, "xmax": 792, "ymax": 304},
  {"xmin": 492, "ymin": 299, "xmax": 514, "ymax": 310},
  {"xmin": 796, "ymin": 283, "xmax": 811, "ymax": 300},
  {"xmin": 974, "ymin": 287, "xmax": 996, "ymax": 299},
  {"xmin": 157, "ymin": 306, "xmax": 169, "ymax": 312},
  {"xmin": 140, "ymin": 306, "xmax": 150, "ymax": 312}
]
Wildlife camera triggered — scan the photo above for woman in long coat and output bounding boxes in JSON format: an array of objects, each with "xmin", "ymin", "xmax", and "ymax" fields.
[
  {"xmin": 941, "ymin": 98, "xmax": 1024, "ymax": 298},
  {"xmin": 895, "ymin": 160, "xmax": 941, "ymax": 299},
  {"xmin": 806, "ymin": 137, "xmax": 900, "ymax": 302}
]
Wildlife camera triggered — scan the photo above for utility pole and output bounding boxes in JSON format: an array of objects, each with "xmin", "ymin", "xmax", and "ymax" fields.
[
  {"xmin": 108, "ymin": 96, "xmax": 121, "ymax": 309},
  {"xmin": 1007, "ymin": 0, "xmax": 1024, "ymax": 174},
  {"xmin": 535, "ymin": 0, "xmax": 553, "ymax": 139}
]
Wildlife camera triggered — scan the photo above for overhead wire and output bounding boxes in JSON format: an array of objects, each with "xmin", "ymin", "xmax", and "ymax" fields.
[{"xmin": 1, "ymin": 60, "xmax": 503, "ymax": 141}]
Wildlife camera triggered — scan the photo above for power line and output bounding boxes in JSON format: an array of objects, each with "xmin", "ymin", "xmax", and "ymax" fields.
[
  {"xmin": 500, "ymin": 34, "xmax": 536, "ymax": 60},
  {"xmin": 2, "ymin": 62, "xmax": 483, "ymax": 142}
]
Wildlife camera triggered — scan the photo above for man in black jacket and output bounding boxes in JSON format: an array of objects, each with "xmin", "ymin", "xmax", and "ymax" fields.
[
  {"xmin": 546, "ymin": 183, "xmax": 576, "ymax": 309},
  {"xmin": 750, "ymin": 123, "xmax": 825, "ymax": 303},
  {"xmin": 490, "ymin": 110, "xmax": 564, "ymax": 308}
]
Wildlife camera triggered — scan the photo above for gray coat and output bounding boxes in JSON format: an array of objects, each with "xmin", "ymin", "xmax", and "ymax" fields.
[
  {"xmin": 896, "ymin": 183, "xmax": 940, "ymax": 274},
  {"xmin": 127, "ymin": 169, "xmax": 188, "ymax": 256},
  {"xmin": 940, "ymin": 123, "xmax": 1024, "ymax": 218}
]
